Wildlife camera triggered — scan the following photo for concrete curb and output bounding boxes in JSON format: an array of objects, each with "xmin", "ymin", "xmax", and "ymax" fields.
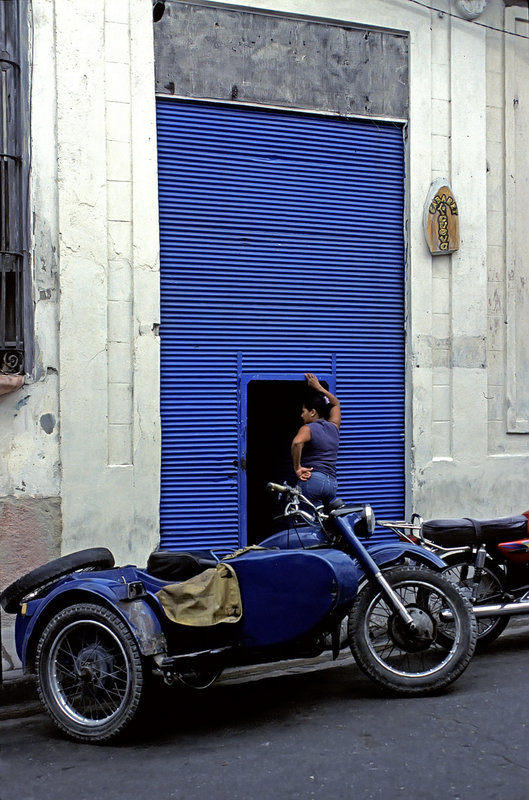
[{"xmin": 0, "ymin": 669, "xmax": 40, "ymax": 720}]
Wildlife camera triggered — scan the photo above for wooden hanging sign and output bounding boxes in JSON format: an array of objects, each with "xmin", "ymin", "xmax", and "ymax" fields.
[{"xmin": 424, "ymin": 179, "xmax": 460, "ymax": 255}]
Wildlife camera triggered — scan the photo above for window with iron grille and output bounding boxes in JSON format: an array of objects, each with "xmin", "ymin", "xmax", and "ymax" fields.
[{"xmin": 0, "ymin": 0, "xmax": 28, "ymax": 376}]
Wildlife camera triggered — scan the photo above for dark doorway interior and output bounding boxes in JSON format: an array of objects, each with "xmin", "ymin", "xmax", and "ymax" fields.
[{"xmin": 245, "ymin": 379, "xmax": 329, "ymax": 545}]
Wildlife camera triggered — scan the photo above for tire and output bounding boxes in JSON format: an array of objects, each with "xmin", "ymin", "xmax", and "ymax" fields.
[
  {"xmin": 36, "ymin": 603, "xmax": 145, "ymax": 743},
  {"xmin": 0, "ymin": 548, "xmax": 115, "ymax": 614},
  {"xmin": 348, "ymin": 565, "xmax": 477, "ymax": 695},
  {"xmin": 440, "ymin": 554, "xmax": 509, "ymax": 649}
]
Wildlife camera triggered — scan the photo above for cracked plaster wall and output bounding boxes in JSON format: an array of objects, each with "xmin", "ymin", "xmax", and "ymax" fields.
[
  {"xmin": 3, "ymin": 0, "xmax": 529, "ymax": 671},
  {"xmin": 2, "ymin": 0, "xmax": 161, "ymax": 673},
  {"xmin": 413, "ymin": 0, "xmax": 529, "ymax": 516},
  {"xmin": 0, "ymin": 0, "xmax": 62, "ymax": 674},
  {"xmin": 53, "ymin": 0, "xmax": 161, "ymax": 564}
]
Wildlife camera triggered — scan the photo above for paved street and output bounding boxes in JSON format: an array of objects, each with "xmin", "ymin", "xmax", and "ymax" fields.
[{"xmin": 1, "ymin": 624, "xmax": 529, "ymax": 800}]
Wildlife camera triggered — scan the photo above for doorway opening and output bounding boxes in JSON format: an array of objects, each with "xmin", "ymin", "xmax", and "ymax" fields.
[{"xmin": 245, "ymin": 378, "xmax": 329, "ymax": 545}]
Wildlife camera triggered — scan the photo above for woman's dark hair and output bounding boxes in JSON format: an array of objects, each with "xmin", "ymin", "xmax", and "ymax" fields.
[{"xmin": 303, "ymin": 390, "xmax": 330, "ymax": 420}]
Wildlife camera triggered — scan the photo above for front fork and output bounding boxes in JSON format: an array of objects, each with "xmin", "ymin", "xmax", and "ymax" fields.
[
  {"xmin": 372, "ymin": 569, "xmax": 416, "ymax": 629},
  {"xmin": 333, "ymin": 516, "xmax": 416, "ymax": 630}
]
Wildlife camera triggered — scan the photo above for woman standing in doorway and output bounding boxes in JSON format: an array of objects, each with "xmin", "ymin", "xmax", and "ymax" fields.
[{"xmin": 291, "ymin": 373, "xmax": 341, "ymax": 508}]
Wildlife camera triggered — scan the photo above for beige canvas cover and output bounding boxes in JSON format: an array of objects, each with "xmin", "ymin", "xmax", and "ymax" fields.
[{"xmin": 156, "ymin": 562, "xmax": 242, "ymax": 626}]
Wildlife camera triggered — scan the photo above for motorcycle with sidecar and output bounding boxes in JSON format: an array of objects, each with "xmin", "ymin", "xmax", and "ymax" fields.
[{"xmin": 0, "ymin": 484, "xmax": 477, "ymax": 743}]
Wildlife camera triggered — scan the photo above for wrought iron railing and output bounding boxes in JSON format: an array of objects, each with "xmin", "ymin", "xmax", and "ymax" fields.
[{"xmin": 0, "ymin": 0, "xmax": 26, "ymax": 375}]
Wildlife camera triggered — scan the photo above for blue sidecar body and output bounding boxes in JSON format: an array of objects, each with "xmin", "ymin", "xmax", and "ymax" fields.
[{"xmin": 12, "ymin": 545, "xmax": 359, "ymax": 672}]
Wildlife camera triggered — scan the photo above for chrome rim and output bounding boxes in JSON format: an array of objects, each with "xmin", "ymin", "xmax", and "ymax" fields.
[
  {"xmin": 364, "ymin": 579, "xmax": 462, "ymax": 678},
  {"xmin": 45, "ymin": 619, "xmax": 132, "ymax": 727}
]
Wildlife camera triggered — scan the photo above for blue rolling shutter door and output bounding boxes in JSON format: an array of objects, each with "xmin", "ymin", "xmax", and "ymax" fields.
[{"xmin": 157, "ymin": 100, "xmax": 405, "ymax": 550}]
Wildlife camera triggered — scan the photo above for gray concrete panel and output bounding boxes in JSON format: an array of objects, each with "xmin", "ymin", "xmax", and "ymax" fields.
[{"xmin": 155, "ymin": 3, "xmax": 408, "ymax": 119}]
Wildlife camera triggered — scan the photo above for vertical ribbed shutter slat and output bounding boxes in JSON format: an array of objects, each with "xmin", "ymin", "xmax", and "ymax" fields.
[{"xmin": 157, "ymin": 101, "xmax": 405, "ymax": 550}]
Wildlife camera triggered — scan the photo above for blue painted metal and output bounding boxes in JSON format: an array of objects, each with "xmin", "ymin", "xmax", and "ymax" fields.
[
  {"xmin": 157, "ymin": 100, "xmax": 405, "ymax": 550},
  {"xmin": 14, "ymin": 570, "xmax": 168, "ymax": 667},
  {"xmin": 228, "ymin": 548, "xmax": 358, "ymax": 647},
  {"xmin": 13, "ymin": 548, "xmax": 359, "ymax": 662},
  {"xmin": 259, "ymin": 524, "xmax": 328, "ymax": 550},
  {"xmin": 258, "ymin": 524, "xmax": 445, "ymax": 571},
  {"xmin": 365, "ymin": 542, "xmax": 446, "ymax": 571}
]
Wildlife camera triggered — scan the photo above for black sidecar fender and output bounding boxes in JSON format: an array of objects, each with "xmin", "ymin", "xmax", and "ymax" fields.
[
  {"xmin": 15, "ymin": 573, "xmax": 167, "ymax": 670},
  {"xmin": 365, "ymin": 541, "xmax": 446, "ymax": 571}
]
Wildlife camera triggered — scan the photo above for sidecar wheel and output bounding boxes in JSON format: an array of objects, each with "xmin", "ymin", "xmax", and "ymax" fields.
[
  {"xmin": 440, "ymin": 554, "xmax": 509, "ymax": 649},
  {"xmin": 348, "ymin": 566, "xmax": 477, "ymax": 695},
  {"xmin": 36, "ymin": 603, "xmax": 145, "ymax": 743},
  {"xmin": 0, "ymin": 548, "xmax": 115, "ymax": 613}
]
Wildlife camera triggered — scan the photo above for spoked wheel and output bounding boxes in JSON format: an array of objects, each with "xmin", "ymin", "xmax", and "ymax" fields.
[
  {"xmin": 36, "ymin": 603, "xmax": 146, "ymax": 743},
  {"xmin": 348, "ymin": 566, "xmax": 477, "ymax": 695},
  {"xmin": 440, "ymin": 554, "xmax": 509, "ymax": 649}
]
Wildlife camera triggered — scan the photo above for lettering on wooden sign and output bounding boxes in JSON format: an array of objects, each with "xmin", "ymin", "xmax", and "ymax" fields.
[{"xmin": 424, "ymin": 180, "xmax": 460, "ymax": 255}]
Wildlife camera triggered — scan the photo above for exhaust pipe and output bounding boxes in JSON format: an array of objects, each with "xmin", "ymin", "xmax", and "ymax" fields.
[
  {"xmin": 472, "ymin": 600, "xmax": 529, "ymax": 618},
  {"xmin": 441, "ymin": 599, "xmax": 529, "ymax": 622}
]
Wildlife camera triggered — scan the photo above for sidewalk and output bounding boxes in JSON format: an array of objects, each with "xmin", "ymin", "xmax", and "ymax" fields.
[{"xmin": 0, "ymin": 667, "xmax": 40, "ymax": 720}]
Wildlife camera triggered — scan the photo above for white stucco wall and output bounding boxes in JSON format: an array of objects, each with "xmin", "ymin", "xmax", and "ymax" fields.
[
  {"xmin": 0, "ymin": 3, "xmax": 60, "ymax": 502},
  {"xmin": 3, "ymin": 0, "xmax": 529, "ymax": 674},
  {"xmin": 1, "ymin": 0, "xmax": 62, "ymax": 674},
  {"xmin": 415, "ymin": 0, "xmax": 529, "ymax": 516},
  {"xmin": 0, "ymin": 0, "xmax": 161, "ymax": 570},
  {"xmin": 212, "ymin": 0, "xmax": 529, "ymax": 519},
  {"xmin": 38, "ymin": 0, "xmax": 161, "ymax": 565},
  {"xmin": 5, "ymin": 0, "xmax": 529, "ymax": 578}
]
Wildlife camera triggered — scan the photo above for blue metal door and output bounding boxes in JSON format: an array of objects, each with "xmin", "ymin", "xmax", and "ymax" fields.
[{"xmin": 157, "ymin": 100, "xmax": 405, "ymax": 550}]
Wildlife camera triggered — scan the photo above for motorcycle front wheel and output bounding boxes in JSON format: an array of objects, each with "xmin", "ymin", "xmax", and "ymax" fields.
[
  {"xmin": 36, "ymin": 603, "xmax": 146, "ymax": 743},
  {"xmin": 440, "ymin": 553, "xmax": 509, "ymax": 649},
  {"xmin": 348, "ymin": 565, "xmax": 477, "ymax": 695}
]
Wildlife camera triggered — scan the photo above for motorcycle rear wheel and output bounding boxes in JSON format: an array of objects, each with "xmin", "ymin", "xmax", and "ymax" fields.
[
  {"xmin": 348, "ymin": 565, "xmax": 477, "ymax": 695},
  {"xmin": 440, "ymin": 554, "xmax": 509, "ymax": 649},
  {"xmin": 36, "ymin": 603, "xmax": 146, "ymax": 743}
]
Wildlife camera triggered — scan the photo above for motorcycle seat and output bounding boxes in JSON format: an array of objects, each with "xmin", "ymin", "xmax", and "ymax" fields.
[
  {"xmin": 422, "ymin": 515, "xmax": 529, "ymax": 547},
  {"xmin": 146, "ymin": 550, "xmax": 218, "ymax": 582}
]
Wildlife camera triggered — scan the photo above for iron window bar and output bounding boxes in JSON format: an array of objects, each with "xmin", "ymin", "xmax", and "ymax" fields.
[{"xmin": 0, "ymin": 15, "xmax": 25, "ymax": 376}]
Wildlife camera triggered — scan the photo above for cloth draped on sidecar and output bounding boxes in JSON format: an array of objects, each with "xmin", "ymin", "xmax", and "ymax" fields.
[{"xmin": 155, "ymin": 561, "xmax": 243, "ymax": 626}]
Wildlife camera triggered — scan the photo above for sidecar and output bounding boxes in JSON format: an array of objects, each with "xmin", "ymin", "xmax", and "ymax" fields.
[{"xmin": 1, "ymin": 543, "xmax": 358, "ymax": 743}]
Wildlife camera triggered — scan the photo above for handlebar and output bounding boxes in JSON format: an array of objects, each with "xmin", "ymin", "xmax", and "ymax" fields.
[
  {"xmin": 266, "ymin": 482, "xmax": 291, "ymax": 494},
  {"xmin": 266, "ymin": 481, "xmax": 375, "ymax": 540},
  {"xmin": 267, "ymin": 481, "xmax": 322, "ymax": 522}
]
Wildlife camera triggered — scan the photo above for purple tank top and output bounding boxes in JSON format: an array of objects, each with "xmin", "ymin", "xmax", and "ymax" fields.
[{"xmin": 301, "ymin": 419, "xmax": 339, "ymax": 478}]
